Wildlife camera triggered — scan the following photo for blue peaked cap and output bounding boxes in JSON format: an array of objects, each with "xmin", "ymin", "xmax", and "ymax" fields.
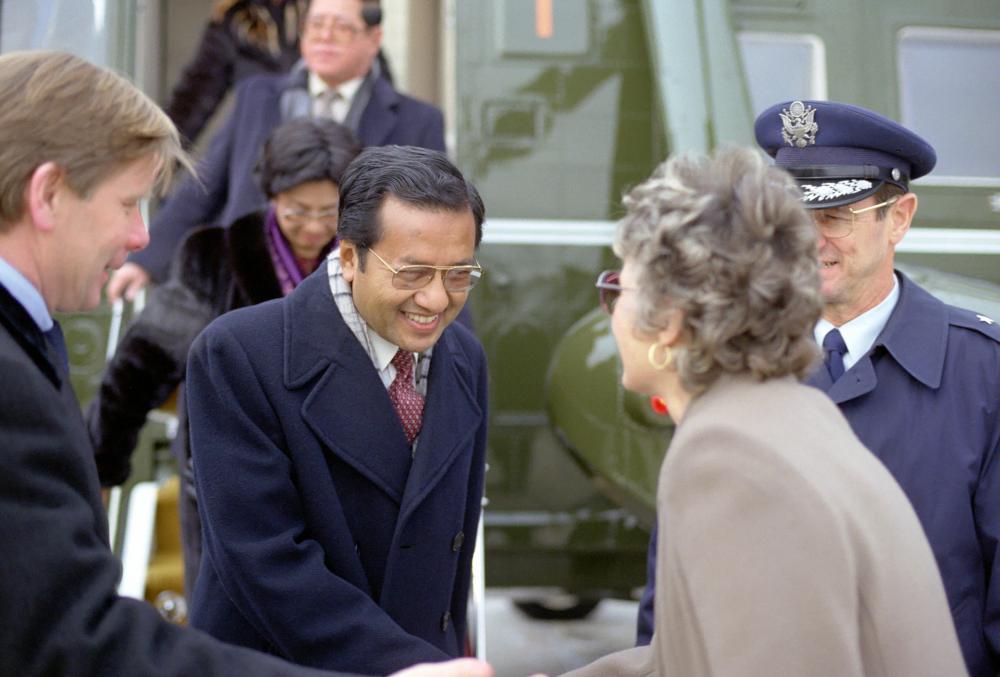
[{"xmin": 754, "ymin": 100, "xmax": 937, "ymax": 208}]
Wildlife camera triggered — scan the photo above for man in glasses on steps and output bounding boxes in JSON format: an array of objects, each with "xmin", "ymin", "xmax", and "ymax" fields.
[
  {"xmin": 185, "ymin": 145, "xmax": 489, "ymax": 676},
  {"xmin": 108, "ymin": 0, "xmax": 446, "ymax": 303}
]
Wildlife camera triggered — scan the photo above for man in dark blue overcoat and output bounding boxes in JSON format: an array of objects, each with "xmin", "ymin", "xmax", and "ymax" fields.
[
  {"xmin": 638, "ymin": 100, "xmax": 1000, "ymax": 677},
  {"xmin": 110, "ymin": 0, "xmax": 446, "ymax": 299},
  {"xmin": 185, "ymin": 145, "xmax": 489, "ymax": 676}
]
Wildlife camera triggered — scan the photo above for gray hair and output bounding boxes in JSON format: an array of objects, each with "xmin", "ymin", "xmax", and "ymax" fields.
[{"xmin": 616, "ymin": 146, "xmax": 822, "ymax": 395}]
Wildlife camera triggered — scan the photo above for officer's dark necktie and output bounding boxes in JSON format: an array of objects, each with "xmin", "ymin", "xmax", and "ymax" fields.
[
  {"xmin": 823, "ymin": 328, "xmax": 848, "ymax": 383},
  {"xmin": 44, "ymin": 320, "xmax": 69, "ymax": 375},
  {"xmin": 389, "ymin": 349, "xmax": 424, "ymax": 444}
]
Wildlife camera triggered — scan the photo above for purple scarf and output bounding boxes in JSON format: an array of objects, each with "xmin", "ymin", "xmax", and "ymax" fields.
[{"xmin": 264, "ymin": 206, "xmax": 335, "ymax": 295}]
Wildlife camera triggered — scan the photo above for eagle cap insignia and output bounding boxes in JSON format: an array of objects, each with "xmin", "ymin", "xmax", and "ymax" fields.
[{"xmin": 780, "ymin": 100, "xmax": 819, "ymax": 148}]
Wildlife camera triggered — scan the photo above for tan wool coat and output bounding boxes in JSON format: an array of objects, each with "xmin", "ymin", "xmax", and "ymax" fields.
[{"xmin": 564, "ymin": 375, "xmax": 966, "ymax": 677}]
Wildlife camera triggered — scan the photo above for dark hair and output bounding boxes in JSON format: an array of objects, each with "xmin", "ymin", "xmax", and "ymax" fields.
[
  {"xmin": 255, "ymin": 117, "xmax": 361, "ymax": 198},
  {"xmin": 361, "ymin": 0, "xmax": 382, "ymax": 26},
  {"xmin": 303, "ymin": 0, "xmax": 381, "ymax": 25},
  {"xmin": 337, "ymin": 145, "xmax": 485, "ymax": 265}
]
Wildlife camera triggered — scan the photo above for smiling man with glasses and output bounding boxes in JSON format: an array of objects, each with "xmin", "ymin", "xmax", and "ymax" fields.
[{"xmin": 184, "ymin": 146, "xmax": 489, "ymax": 675}]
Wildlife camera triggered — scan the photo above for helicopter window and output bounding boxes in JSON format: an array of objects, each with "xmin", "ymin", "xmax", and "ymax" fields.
[
  {"xmin": 899, "ymin": 27, "xmax": 1000, "ymax": 184},
  {"xmin": 737, "ymin": 32, "xmax": 827, "ymax": 116},
  {"xmin": 0, "ymin": 0, "xmax": 128, "ymax": 68}
]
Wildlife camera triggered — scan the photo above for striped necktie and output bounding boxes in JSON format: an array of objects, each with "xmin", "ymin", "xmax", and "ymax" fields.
[{"xmin": 313, "ymin": 88, "xmax": 344, "ymax": 122}]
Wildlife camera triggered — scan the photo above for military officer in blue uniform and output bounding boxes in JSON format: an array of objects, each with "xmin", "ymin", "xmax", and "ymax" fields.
[
  {"xmin": 636, "ymin": 101, "xmax": 1000, "ymax": 677},
  {"xmin": 759, "ymin": 100, "xmax": 1000, "ymax": 677}
]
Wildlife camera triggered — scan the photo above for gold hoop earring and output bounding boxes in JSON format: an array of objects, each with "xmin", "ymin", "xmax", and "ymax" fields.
[{"xmin": 647, "ymin": 343, "xmax": 674, "ymax": 370}]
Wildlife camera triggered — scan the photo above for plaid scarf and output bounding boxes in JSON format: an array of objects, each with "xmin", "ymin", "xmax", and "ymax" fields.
[{"xmin": 325, "ymin": 250, "xmax": 434, "ymax": 381}]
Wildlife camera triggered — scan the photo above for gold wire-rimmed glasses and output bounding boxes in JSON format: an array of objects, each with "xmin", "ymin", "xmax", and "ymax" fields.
[
  {"xmin": 302, "ymin": 16, "xmax": 367, "ymax": 44},
  {"xmin": 810, "ymin": 196, "xmax": 899, "ymax": 239},
  {"xmin": 278, "ymin": 207, "xmax": 339, "ymax": 229},
  {"xmin": 366, "ymin": 247, "xmax": 483, "ymax": 292}
]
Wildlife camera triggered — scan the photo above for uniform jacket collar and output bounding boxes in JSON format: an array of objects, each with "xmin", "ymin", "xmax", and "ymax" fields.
[
  {"xmin": 282, "ymin": 262, "xmax": 482, "ymax": 519},
  {"xmin": 873, "ymin": 271, "xmax": 947, "ymax": 389},
  {"xmin": 812, "ymin": 270, "xmax": 947, "ymax": 400}
]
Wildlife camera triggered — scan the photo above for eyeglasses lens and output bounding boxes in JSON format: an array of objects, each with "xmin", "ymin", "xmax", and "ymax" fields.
[
  {"xmin": 596, "ymin": 270, "xmax": 622, "ymax": 314},
  {"xmin": 392, "ymin": 267, "xmax": 482, "ymax": 292},
  {"xmin": 305, "ymin": 18, "xmax": 362, "ymax": 43},
  {"xmin": 810, "ymin": 209, "xmax": 853, "ymax": 239},
  {"xmin": 281, "ymin": 209, "xmax": 338, "ymax": 228}
]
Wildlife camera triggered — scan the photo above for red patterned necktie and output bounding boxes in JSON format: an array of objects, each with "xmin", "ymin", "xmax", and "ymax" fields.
[{"xmin": 389, "ymin": 349, "xmax": 424, "ymax": 444}]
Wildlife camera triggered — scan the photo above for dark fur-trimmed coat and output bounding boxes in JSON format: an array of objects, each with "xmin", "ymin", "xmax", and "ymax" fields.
[
  {"xmin": 87, "ymin": 210, "xmax": 282, "ymax": 487},
  {"xmin": 165, "ymin": 0, "xmax": 306, "ymax": 147}
]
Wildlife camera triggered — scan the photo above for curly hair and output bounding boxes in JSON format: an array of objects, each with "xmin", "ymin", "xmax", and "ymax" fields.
[{"xmin": 616, "ymin": 146, "xmax": 822, "ymax": 395}]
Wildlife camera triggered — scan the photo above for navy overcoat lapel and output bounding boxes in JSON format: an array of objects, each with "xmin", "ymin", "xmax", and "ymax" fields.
[
  {"xmin": 287, "ymin": 267, "xmax": 412, "ymax": 502},
  {"xmin": 358, "ymin": 78, "xmax": 399, "ymax": 147},
  {"xmin": 398, "ymin": 329, "xmax": 482, "ymax": 524},
  {"xmin": 285, "ymin": 265, "xmax": 482, "ymax": 515}
]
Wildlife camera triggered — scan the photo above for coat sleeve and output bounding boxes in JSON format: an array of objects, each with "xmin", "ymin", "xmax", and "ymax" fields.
[
  {"xmin": 656, "ymin": 426, "xmax": 864, "ymax": 676},
  {"xmin": 634, "ymin": 525, "xmax": 656, "ymax": 646},
  {"xmin": 129, "ymin": 79, "xmax": 262, "ymax": 282},
  {"xmin": 978, "ymin": 432, "xmax": 1000, "ymax": 666},
  {"xmin": 417, "ymin": 105, "xmax": 446, "ymax": 152},
  {"xmin": 186, "ymin": 322, "xmax": 452, "ymax": 673},
  {"xmin": 0, "ymin": 345, "xmax": 342, "ymax": 677},
  {"xmin": 163, "ymin": 19, "xmax": 237, "ymax": 147},
  {"xmin": 87, "ymin": 229, "xmax": 226, "ymax": 486}
]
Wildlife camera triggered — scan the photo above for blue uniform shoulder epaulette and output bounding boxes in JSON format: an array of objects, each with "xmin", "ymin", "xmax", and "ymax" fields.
[{"xmin": 947, "ymin": 304, "xmax": 1000, "ymax": 343}]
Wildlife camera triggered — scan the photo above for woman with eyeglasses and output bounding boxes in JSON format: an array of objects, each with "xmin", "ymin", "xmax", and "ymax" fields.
[
  {"xmin": 87, "ymin": 117, "xmax": 360, "ymax": 597},
  {"xmin": 568, "ymin": 147, "xmax": 964, "ymax": 676}
]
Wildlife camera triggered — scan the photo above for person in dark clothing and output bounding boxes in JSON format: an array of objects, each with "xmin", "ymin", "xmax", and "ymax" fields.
[
  {"xmin": 108, "ymin": 0, "xmax": 436, "ymax": 302},
  {"xmin": 165, "ymin": 0, "xmax": 308, "ymax": 149},
  {"xmin": 186, "ymin": 146, "xmax": 488, "ymax": 674},
  {"xmin": 88, "ymin": 117, "xmax": 360, "ymax": 596}
]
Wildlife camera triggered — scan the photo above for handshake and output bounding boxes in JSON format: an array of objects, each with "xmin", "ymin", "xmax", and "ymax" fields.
[{"xmin": 393, "ymin": 659, "xmax": 545, "ymax": 677}]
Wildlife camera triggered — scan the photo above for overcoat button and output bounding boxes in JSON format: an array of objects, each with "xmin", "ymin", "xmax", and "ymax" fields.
[
  {"xmin": 451, "ymin": 531, "xmax": 465, "ymax": 552},
  {"xmin": 440, "ymin": 611, "xmax": 451, "ymax": 632}
]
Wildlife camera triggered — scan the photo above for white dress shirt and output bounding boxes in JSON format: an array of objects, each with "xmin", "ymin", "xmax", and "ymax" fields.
[
  {"xmin": 309, "ymin": 72, "xmax": 364, "ymax": 124},
  {"xmin": 814, "ymin": 273, "xmax": 900, "ymax": 371}
]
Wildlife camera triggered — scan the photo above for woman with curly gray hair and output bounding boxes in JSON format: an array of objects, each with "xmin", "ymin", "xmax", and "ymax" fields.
[{"xmin": 566, "ymin": 147, "xmax": 964, "ymax": 676}]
